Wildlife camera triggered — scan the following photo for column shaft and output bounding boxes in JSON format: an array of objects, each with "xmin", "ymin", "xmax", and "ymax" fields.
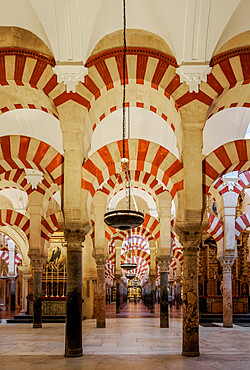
[
  {"xmin": 182, "ymin": 244, "xmax": 199, "ymax": 356},
  {"xmin": 30, "ymin": 257, "xmax": 44, "ymax": 329},
  {"xmin": 33, "ymin": 270, "xmax": 42, "ymax": 327},
  {"xmin": 96, "ymin": 258, "xmax": 106, "ymax": 328},
  {"xmin": 150, "ymin": 275, "xmax": 156, "ymax": 313},
  {"xmin": 160, "ymin": 271, "xmax": 169, "ymax": 327},
  {"xmin": 65, "ymin": 230, "xmax": 84, "ymax": 357},
  {"xmin": 223, "ymin": 267, "xmax": 233, "ymax": 327},
  {"xmin": 176, "ymin": 278, "xmax": 181, "ymax": 309},
  {"xmin": 116, "ymin": 278, "xmax": 121, "ymax": 313}
]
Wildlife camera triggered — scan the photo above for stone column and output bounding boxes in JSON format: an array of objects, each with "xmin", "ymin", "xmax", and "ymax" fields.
[
  {"xmin": 115, "ymin": 274, "xmax": 121, "ymax": 313},
  {"xmin": 176, "ymin": 276, "xmax": 181, "ymax": 309},
  {"xmin": 150, "ymin": 275, "xmax": 156, "ymax": 313},
  {"xmin": 18, "ymin": 265, "xmax": 31, "ymax": 313},
  {"xmin": 65, "ymin": 230, "xmax": 85, "ymax": 358},
  {"xmin": 220, "ymin": 249, "xmax": 235, "ymax": 328},
  {"xmin": 158, "ymin": 258, "xmax": 170, "ymax": 328},
  {"xmin": 31, "ymin": 256, "xmax": 44, "ymax": 328},
  {"xmin": 182, "ymin": 240, "xmax": 199, "ymax": 357},
  {"xmin": 95, "ymin": 256, "xmax": 106, "ymax": 328}
]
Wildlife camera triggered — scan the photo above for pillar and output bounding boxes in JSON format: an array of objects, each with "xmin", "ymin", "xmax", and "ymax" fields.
[
  {"xmin": 182, "ymin": 240, "xmax": 199, "ymax": 357},
  {"xmin": 18, "ymin": 266, "xmax": 30, "ymax": 313},
  {"xmin": 158, "ymin": 258, "xmax": 170, "ymax": 328},
  {"xmin": 176, "ymin": 276, "xmax": 181, "ymax": 309},
  {"xmin": 65, "ymin": 230, "xmax": 85, "ymax": 357},
  {"xmin": 150, "ymin": 275, "xmax": 156, "ymax": 313},
  {"xmin": 220, "ymin": 249, "xmax": 235, "ymax": 328},
  {"xmin": 31, "ymin": 257, "xmax": 44, "ymax": 328},
  {"xmin": 95, "ymin": 256, "xmax": 106, "ymax": 328},
  {"xmin": 115, "ymin": 274, "xmax": 121, "ymax": 313}
]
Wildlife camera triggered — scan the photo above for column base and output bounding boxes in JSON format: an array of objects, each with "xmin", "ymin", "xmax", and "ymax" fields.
[
  {"xmin": 65, "ymin": 347, "xmax": 83, "ymax": 357},
  {"xmin": 223, "ymin": 323, "xmax": 233, "ymax": 328},
  {"xmin": 182, "ymin": 351, "xmax": 200, "ymax": 357},
  {"xmin": 33, "ymin": 323, "xmax": 42, "ymax": 328},
  {"xmin": 97, "ymin": 320, "xmax": 106, "ymax": 328},
  {"xmin": 160, "ymin": 322, "xmax": 169, "ymax": 328}
]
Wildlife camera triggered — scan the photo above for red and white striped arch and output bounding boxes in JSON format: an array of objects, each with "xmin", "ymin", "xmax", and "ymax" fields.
[
  {"xmin": 0, "ymin": 47, "xmax": 59, "ymax": 117},
  {"xmin": 121, "ymin": 255, "xmax": 149, "ymax": 281},
  {"xmin": 111, "ymin": 214, "xmax": 160, "ymax": 243},
  {"xmin": 205, "ymin": 213, "xmax": 224, "ymax": 251},
  {"xmin": 41, "ymin": 212, "xmax": 63, "ymax": 241},
  {"xmin": 207, "ymin": 48, "xmax": 250, "ymax": 118},
  {"xmin": 82, "ymin": 139, "xmax": 183, "ymax": 208},
  {"xmin": 203, "ymin": 140, "xmax": 250, "ymax": 194},
  {"xmin": 0, "ymin": 168, "xmax": 59, "ymax": 197},
  {"xmin": 0, "ymin": 209, "xmax": 30, "ymax": 239},
  {"xmin": 212, "ymin": 171, "xmax": 250, "ymax": 197},
  {"xmin": 122, "ymin": 235, "xmax": 150, "ymax": 254},
  {"xmin": 0, "ymin": 136, "xmax": 64, "ymax": 188},
  {"xmin": 105, "ymin": 172, "xmax": 166, "ymax": 203},
  {"xmin": 83, "ymin": 47, "xmax": 181, "ymax": 133},
  {"xmin": 235, "ymin": 212, "xmax": 250, "ymax": 240}
]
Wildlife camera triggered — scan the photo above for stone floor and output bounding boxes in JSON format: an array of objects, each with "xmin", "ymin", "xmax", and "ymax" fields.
[{"xmin": 0, "ymin": 303, "xmax": 250, "ymax": 369}]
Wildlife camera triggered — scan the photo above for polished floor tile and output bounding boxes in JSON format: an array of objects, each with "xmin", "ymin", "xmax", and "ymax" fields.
[{"xmin": 0, "ymin": 303, "xmax": 249, "ymax": 369}]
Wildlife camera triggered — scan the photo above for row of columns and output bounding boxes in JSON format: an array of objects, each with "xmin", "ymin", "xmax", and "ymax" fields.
[
  {"xmin": 28, "ymin": 231, "xmax": 237, "ymax": 358},
  {"xmin": 28, "ymin": 102, "xmax": 238, "ymax": 360}
]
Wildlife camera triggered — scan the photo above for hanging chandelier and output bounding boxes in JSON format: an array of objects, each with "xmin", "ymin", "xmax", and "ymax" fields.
[
  {"xmin": 125, "ymin": 273, "xmax": 136, "ymax": 280},
  {"xmin": 120, "ymin": 230, "xmax": 137, "ymax": 270},
  {"xmin": 103, "ymin": 0, "xmax": 144, "ymax": 231}
]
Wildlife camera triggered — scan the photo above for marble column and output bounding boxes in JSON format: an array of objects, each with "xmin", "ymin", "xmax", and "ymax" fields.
[
  {"xmin": 150, "ymin": 275, "xmax": 156, "ymax": 313},
  {"xmin": 158, "ymin": 258, "xmax": 170, "ymax": 328},
  {"xmin": 176, "ymin": 277, "xmax": 181, "ymax": 309},
  {"xmin": 182, "ymin": 241, "xmax": 199, "ymax": 357},
  {"xmin": 95, "ymin": 256, "xmax": 106, "ymax": 328},
  {"xmin": 115, "ymin": 274, "xmax": 121, "ymax": 313},
  {"xmin": 65, "ymin": 230, "xmax": 85, "ymax": 357},
  {"xmin": 220, "ymin": 249, "xmax": 235, "ymax": 328},
  {"xmin": 31, "ymin": 257, "xmax": 44, "ymax": 328}
]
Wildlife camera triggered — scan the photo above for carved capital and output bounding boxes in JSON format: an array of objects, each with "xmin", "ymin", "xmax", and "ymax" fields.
[
  {"xmin": 219, "ymin": 249, "xmax": 236, "ymax": 273},
  {"xmin": 53, "ymin": 64, "xmax": 88, "ymax": 93},
  {"xmin": 64, "ymin": 229, "xmax": 86, "ymax": 251},
  {"xmin": 157, "ymin": 256, "xmax": 171, "ymax": 272},
  {"xmin": 95, "ymin": 254, "xmax": 107, "ymax": 269},
  {"xmin": 24, "ymin": 169, "xmax": 44, "ymax": 189},
  {"xmin": 176, "ymin": 64, "xmax": 212, "ymax": 93},
  {"xmin": 115, "ymin": 274, "xmax": 122, "ymax": 282},
  {"xmin": 29, "ymin": 254, "xmax": 46, "ymax": 272}
]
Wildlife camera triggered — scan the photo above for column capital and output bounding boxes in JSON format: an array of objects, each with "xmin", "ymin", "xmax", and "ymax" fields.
[
  {"xmin": 176, "ymin": 64, "xmax": 211, "ymax": 93},
  {"xmin": 64, "ymin": 229, "xmax": 86, "ymax": 251},
  {"xmin": 219, "ymin": 249, "xmax": 236, "ymax": 272},
  {"xmin": 115, "ymin": 274, "xmax": 122, "ymax": 281},
  {"xmin": 157, "ymin": 256, "xmax": 171, "ymax": 272},
  {"xmin": 95, "ymin": 254, "xmax": 107, "ymax": 268},
  {"xmin": 53, "ymin": 63, "xmax": 88, "ymax": 93},
  {"xmin": 29, "ymin": 254, "xmax": 46, "ymax": 272}
]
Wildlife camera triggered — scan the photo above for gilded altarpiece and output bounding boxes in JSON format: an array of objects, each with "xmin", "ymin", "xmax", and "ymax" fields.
[{"xmin": 28, "ymin": 232, "xmax": 67, "ymax": 316}]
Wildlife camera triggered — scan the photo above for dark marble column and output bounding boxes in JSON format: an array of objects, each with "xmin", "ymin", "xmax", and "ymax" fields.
[
  {"xmin": 176, "ymin": 277, "xmax": 181, "ymax": 309},
  {"xmin": 182, "ymin": 241, "xmax": 199, "ymax": 357},
  {"xmin": 220, "ymin": 250, "xmax": 235, "ymax": 328},
  {"xmin": 150, "ymin": 275, "xmax": 156, "ymax": 313},
  {"xmin": 95, "ymin": 256, "xmax": 106, "ymax": 328},
  {"xmin": 65, "ymin": 230, "xmax": 85, "ymax": 357},
  {"xmin": 115, "ymin": 274, "xmax": 121, "ymax": 313},
  {"xmin": 31, "ymin": 256, "xmax": 44, "ymax": 329},
  {"xmin": 158, "ymin": 258, "xmax": 170, "ymax": 328}
]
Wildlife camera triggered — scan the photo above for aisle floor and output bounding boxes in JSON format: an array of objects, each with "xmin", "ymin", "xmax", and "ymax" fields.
[{"xmin": 0, "ymin": 303, "xmax": 249, "ymax": 369}]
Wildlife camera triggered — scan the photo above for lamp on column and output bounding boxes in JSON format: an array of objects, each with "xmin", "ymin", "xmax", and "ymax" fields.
[{"xmin": 103, "ymin": 0, "xmax": 144, "ymax": 231}]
